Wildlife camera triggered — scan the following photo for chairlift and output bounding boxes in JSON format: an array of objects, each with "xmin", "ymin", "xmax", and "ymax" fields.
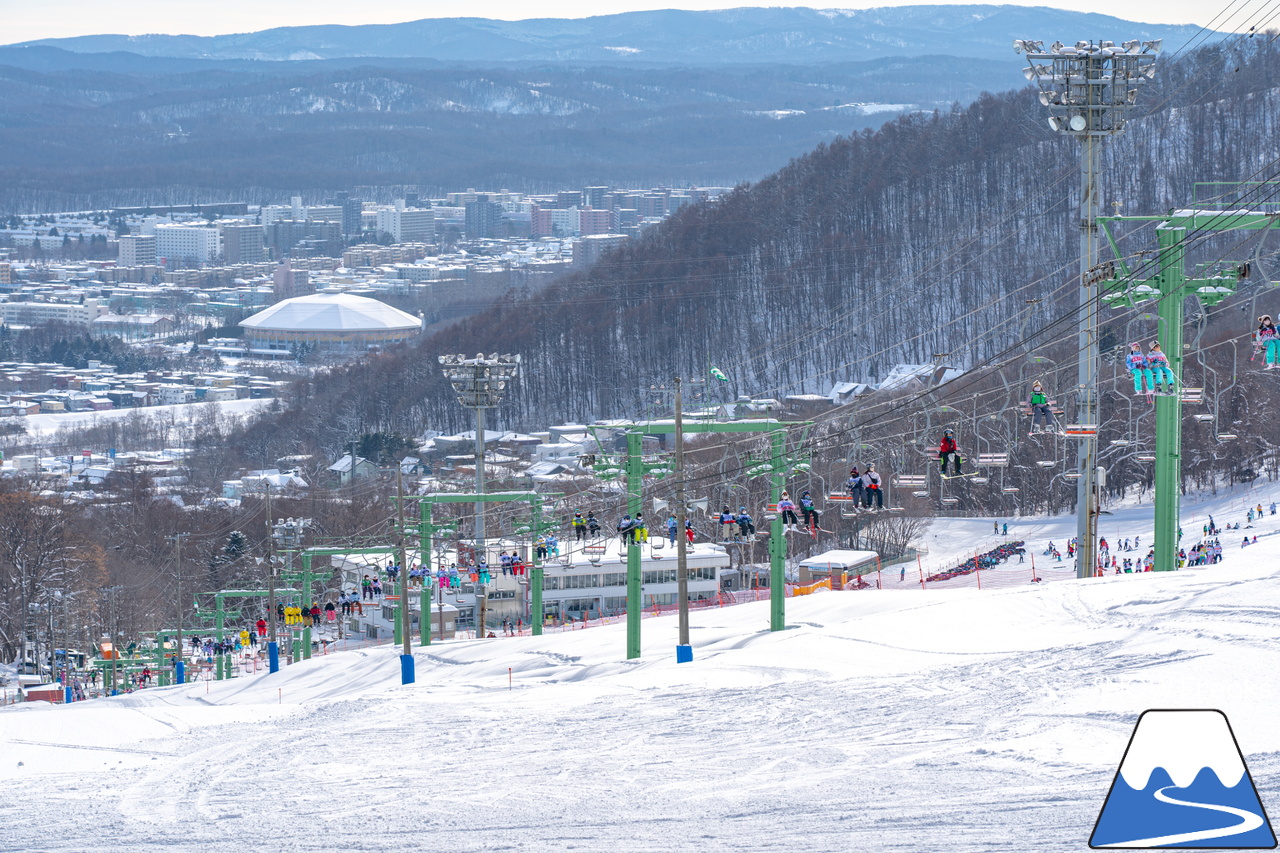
[
  {"xmin": 584, "ymin": 544, "xmax": 606, "ymax": 564},
  {"xmin": 1137, "ymin": 454, "xmax": 1156, "ymax": 462},
  {"xmin": 1110, "ymin": 439, "xmax": 1131, "ymax": 447},
  {"xmin": 971, "ymin": 476, "xmax": 990, "ymax": 485},
  {"xmin": 1216, "ymin": 433, "xmax": 1238, "ymax": 441},
  {"xmin": 1035, "ymin": 460, "xmax": 1056, "ymax": 468},
  {"xmin": 1193, "ymin": 413, "xmax": 1214, "ymax": 422},
  {"xmin": 1001, "ymin": 486, "xmax": 1020, "ymax": 493},
  {"xmin": 912, "ymin": 490, "xmax": 929, "ymax": 498},
  {"xmin": 1064, "ymin": 471, "xmax": 1082, "ymax": 480},
  {"xmin": 941, "ymin": 497, "xmax": 959, "ymax": 505}
]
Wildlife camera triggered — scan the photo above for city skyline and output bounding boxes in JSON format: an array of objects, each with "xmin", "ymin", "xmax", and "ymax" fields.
[{"xmin": 7, "ymin": 0, "xmax": 1226, "ymax": 45}]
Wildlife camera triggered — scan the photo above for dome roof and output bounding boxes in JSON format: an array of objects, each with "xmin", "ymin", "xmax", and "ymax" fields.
[{"xmin": 240, "ymin": 293, "xmax": 421, "ymax": 334}]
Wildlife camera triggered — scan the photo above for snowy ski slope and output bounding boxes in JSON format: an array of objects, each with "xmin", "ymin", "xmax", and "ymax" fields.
[{"xmin": 3, "ymin": 484, "xmax": 1280, "ymax": 852}]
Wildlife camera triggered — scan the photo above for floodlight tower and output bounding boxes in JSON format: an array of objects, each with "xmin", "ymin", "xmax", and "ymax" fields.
[
  {"xmin": 438, "ymin": 353, "xmax": 521, "ymax": 632},
  {"xmin": 1015, "ymin": 37, "xmax": 1159, "ymax": 578}
]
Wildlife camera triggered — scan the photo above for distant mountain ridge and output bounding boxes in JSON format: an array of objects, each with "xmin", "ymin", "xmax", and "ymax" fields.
[{"xmin": 7, "ymin": 6, "xmax": 1216, "ymax": 64}]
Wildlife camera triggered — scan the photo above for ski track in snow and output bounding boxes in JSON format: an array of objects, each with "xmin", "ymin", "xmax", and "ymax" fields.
[{"xmin": 3, "ymin": 484, "xmax": 1280, "ymax": 851}]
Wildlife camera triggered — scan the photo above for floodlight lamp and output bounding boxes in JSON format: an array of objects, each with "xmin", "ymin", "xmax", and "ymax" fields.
[
  {"xmin": 1123, "ymin": 39, "xmax": 1140, "ymax": 53},
  {"xmin": 1075, "ymin": 40, "xmax": 1089, "ymax": 50},
  {"xmin": 1101, "ymin": 40, "xmax": 1114, "ymax": 48},
  {"xmin": 1047, "ymin": 116, "xmax": 1064, "ymax": 131},
  {"xmin": 1143, "ymin": 39, "xmax": 1162, "ymax": 54},
  {"xmin": 1069, "ymin": 114, "xmax": 1088, "ymax": 131},
  {"xmin": 1024, "ymin": 66, "xmax": 1036, "ymax": 80},
  {"xmin": 1013, "ymin": 38, "xmax": 1026, "ymax": 53},
  {"xmin": 1050, "ymin": 40, "xmax": 1064, "ymax": 53}
]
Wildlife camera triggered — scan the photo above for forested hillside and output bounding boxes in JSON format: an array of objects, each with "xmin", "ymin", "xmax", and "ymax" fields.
[{"xmin": 232, "ymin": 37, "xmax": 1280, "ymax": 465}]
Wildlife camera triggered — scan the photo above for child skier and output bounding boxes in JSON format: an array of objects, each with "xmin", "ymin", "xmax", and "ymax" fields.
[
  {"xmin": 938, "ymin": 429, "xmax": 962, "ymax": 476},
  {"xmin": 1147, "ymin": 341, "xmax": 1175, "ymax": 393},
  {"xmin": 586, "ymin": 512, "xmax": 600, "ymax": 538},
  {"xmin": 1254, "ymin": 315, "xmax": 1279, "ymax": 368},
  {"xmin": 1126, "ymin": 343, "xmax": 1154, "ymax": 399},
  {"xmin": 572, "ymin": 512, "xmax": 587, "ymax": 541},
  {"xmin": 1028, "ymin": 380, "xmax": 1055, "ymax": 435},
  {"xmin": 736, "ymin": 507, "xmax": 755, "ymax": 538}
]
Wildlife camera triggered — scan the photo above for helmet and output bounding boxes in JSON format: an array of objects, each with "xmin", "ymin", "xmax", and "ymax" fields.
[
  {"xmin": 1130, "ymin": 342, "xmax": 1142, "ymax": 349},
  {"xmin": 868, "ymin": 464, "xmax": 875, "ymax": 471},
  {"xmin": 944, "ymin": 428, "xmax": 954, "ymax": 435},
  {"xmin": 1150, "ymin": 341, "xmax": 1161, "ymax": 349},
  {"xmin": 802, "ymin": 491, "xmax": 810, "ymax": 497},
  {"xmin": 739, "ymin": 506, "xmax": 747, "ymax": 512}
]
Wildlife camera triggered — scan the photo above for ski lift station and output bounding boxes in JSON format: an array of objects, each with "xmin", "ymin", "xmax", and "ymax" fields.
[
  {"xmin": 797, "ymin": 550, "xmax": 880, "ymax": 585},
  {"xmin": 331, "ymin": 542, "xmax": 731, "ymax": 632}
]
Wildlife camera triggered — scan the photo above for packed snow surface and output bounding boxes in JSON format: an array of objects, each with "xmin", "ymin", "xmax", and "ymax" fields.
[{"xmin": 3, "ymin": 485, "xmax": 1280, "ymax": 851}]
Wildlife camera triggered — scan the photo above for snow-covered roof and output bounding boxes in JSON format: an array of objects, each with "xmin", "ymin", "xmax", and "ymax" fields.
[
  {"xmin": 798, "ymin": 550, "xmax": 880, "ymax": 570},
  {"xmin": 240, "ymin": 293, "xmax": 421, "ymax": 333}
]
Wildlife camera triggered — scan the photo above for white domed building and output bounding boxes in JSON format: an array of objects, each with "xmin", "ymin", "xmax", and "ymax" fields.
[{"xmin": 239, "ymin": 293, "xmax": 423, "ymax": 354}]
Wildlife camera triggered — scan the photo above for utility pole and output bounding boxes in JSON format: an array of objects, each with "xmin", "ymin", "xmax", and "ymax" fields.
[
  {"xmin": 1016, "ymin": 37, "xmax": 1159, "ymax": 578},
  {"xmin": 396, "ymin": 467, "xmax": 414, "ymax": 684},
  {"xmin": 674, "ymin": 377, "xmax": 692, "ymax": 663}
]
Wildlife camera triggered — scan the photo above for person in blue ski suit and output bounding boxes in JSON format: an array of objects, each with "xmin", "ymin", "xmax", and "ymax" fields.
[
  {"xmin": 736, "ymin": 507, "xmax": 755, "ymax": 538},
  {"xmin": 1254, "ymin": 315, "xmax": 1279, "ymax": 368},
  {"xmin": 1126, "ymin": 343, "xmax": 1153, "ymax": 394},
  {"xmin": 1146, "ymin": 341, "xmax": 1175, "ymax": 392}
]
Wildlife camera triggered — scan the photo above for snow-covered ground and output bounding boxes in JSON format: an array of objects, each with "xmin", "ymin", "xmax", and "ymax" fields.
[
  {"xmin": 3, "ymin": 483, "xmax": 1280, "ymax": 851},
  {"xmin": 12, "ymin": 398, "xmax": 274, "ymax": 439}
]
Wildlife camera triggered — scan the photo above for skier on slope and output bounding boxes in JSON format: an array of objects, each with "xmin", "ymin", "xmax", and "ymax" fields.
[
  {"xmin": 938, "ymin": 429, "xmax": 963, "ymax": 476},
  {"xmin": 1126, "ymin": 343, "xmax": 1154, "ymax": 399},
  {"xmin": 1027, "ymin": 380, "xmax": 1056, "ymax": 435}
]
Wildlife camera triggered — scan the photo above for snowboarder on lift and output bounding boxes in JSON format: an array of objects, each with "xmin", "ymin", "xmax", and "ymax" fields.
[
  {"xmin": 1028, "ymin": 380, "xmax": 1056, "ymax": 435},
  {"xmin": 1147, "ymin": 341, "xmax": 1175, "ymax": 393},
  {"xmin": 938, "ymin": 429, "xmax": 963, "ymax": 476},
  {"xmin": 1126, "ymin": 343, "xmax": 1154, "ymax": 400},
  {"xmin": 1254, "ymin": 315, "xmax": 1279, "ymax": 368}
]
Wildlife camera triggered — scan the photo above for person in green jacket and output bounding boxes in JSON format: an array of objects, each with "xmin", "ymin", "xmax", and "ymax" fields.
[{"xmin": 1028, "ymin": 380, "xmax": 1056, "ymax": 435}]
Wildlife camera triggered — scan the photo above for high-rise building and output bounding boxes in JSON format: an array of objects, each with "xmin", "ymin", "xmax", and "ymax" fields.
[
  {"xmin": 267, "ymin": 220, "xmax": 343, "ymax": 258},
  {"xmin": 579, "ymin": 208, "xmax": 615, "ymax": 236},
  {"xmin": 220, "ymin": 223, "xmax": 265, "ymax": 265},
  {"xmin": 0, "ymin": 262, "xmax": 10, "ymax": 286},
  {"xmin": 272, "ymin": 259, "xmax": 313, "ymax": 301},
  {"xmin": 464, "ymin": 196, "xmax": 503, "ymax": 239},
  {"xmin": 556, "ymin": 191, "xmax": 583, "ymax": 209},
  {"xmin": 342, "ymin": 198, "xmax": 364, "ymax": 236},
  {"xmin": 375, "ymin": 203, "xmax": 435, "ymax": 244},
  {"xmin": 573, "ymin": 233, "xmax": 628, "ymax": 267},
  {"xmin": 583, "ymin": 186, "xmax": 609, "ymax": 208},
  {"xmin": 118, "ymin": 234, "xmax": 158, "ymax": 267},
  {"xmin": 154, "ymin": 225, "xmax": 219, "ymax": 266}
]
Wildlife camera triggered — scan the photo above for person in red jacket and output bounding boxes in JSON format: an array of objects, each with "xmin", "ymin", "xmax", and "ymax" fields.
[
  {"xmin": 938, "ymin": 428, "xmax": 963, "ymax": 475},
  {"xmin": 255, "ymin": 618, "xmax": 267, "ymax": 637}
]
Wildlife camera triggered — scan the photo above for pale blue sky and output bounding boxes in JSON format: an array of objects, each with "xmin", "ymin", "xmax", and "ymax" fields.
[{"xmin": 7, "ymin": 0, "xmax": 1222, "ymax": 43}]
